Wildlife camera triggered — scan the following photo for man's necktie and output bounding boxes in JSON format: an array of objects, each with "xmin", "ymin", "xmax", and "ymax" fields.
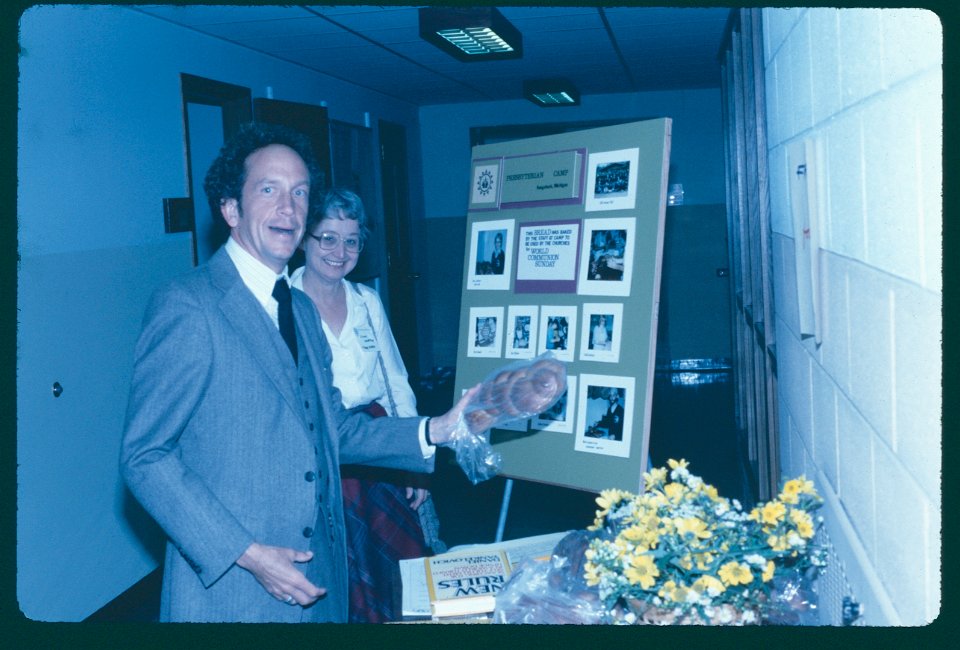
[{"xmin": 272, "ymin": 278, "xmax": 298, "ymax": 364}]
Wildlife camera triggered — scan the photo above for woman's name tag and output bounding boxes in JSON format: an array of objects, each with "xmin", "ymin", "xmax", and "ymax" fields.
[{"xmin": 354, "ymin": 325, "xmax": 378, "ymax": 351}]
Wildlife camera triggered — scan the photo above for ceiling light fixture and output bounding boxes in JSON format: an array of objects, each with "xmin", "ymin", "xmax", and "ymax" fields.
[
  {"xmin": 524, "ymin": 79, "xmax": 581, "ymax": 107},
  {"xmin": 419, "ymin": 7, "xmax": 522, "ymax": 61}
]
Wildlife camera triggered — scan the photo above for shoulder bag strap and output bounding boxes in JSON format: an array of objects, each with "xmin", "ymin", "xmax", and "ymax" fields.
[{"xmin": 352, "ymin": 282, "xmax": 399, "ymax": 417}]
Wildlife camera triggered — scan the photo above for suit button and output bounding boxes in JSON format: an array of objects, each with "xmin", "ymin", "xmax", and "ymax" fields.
[
  {"xmin": 309, "ymin": 423, "xmax": 314, "ymax": 431},
  {"xmin": 299, "ymin": 378, "xmax": 304, "ymax": 386},
  {"xmin": 303, "ymin": 527, "xmax": 314, "ymax": 538},
  {"xmin": 304, "ymin": 471, "xmax": 316, "ymax": 482},
  {"xmin": 304, "ymin": 400, "xmax": 310, "ymax": 409}
]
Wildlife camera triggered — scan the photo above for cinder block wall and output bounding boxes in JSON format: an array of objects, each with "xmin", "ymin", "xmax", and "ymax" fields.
[{"xmin": 763, "ymin": 8, "xmax": 941, "ymax": 625}]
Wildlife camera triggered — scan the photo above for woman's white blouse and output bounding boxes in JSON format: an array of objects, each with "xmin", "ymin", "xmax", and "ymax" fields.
[{"xmin": 290, "ymin": 268, "xmax": 417, "ymax": 417}]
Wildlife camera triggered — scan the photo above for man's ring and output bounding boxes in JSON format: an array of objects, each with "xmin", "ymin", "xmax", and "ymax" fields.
[{"xmin": 284, "ymin": 595, "xmax": 295, "ymax": 604}]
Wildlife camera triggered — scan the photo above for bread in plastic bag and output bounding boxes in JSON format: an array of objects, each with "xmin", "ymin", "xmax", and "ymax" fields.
[
  {"xmin": 450, "ymin": 353, "xmax": 567, "ymax": 484},
  {"xmin": 492, "ymin": 530, "xmax": 604, "ymax": 624}
]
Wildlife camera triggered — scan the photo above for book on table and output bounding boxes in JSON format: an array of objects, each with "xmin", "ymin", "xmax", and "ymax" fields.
[
  {"xmin": 424, "ymin": 550, "xmax": 511, "ymax": 618},
  {"xmin": 400, "ymin": 531, "xmax": 569, "ymax": 619}
]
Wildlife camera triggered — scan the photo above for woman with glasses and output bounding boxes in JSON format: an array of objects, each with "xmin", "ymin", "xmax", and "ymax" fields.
[{"xmin": 290, "ymin": 188, "xmax": 435, "ymax": 622}]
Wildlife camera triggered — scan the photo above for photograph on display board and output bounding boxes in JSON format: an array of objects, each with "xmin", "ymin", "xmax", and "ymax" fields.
[
  {"xmin": 533, "ymin": 375, "xmax": 577, "ymax": 434},
  {"xmin": 505, "ymin": 305, "xmax": 539, "ymax": 360},
  {"xmin": 585, "ymin": 148, "xmax": 639, "ymax": 212},
  {"xmin": 578, "ymin": 217, "xmax": 636, "ymax": 296},
  {"xmin": 536, "ymin": 305, "xmax": 578, "ymax": 363},
  {"xmin": 574, "ymin": 374, "xmax": 635, "ymax": 458},
  {"xmin": 467, "ymin": 306, "xmax": 504, "ymax": 358},
  {"xmin": 469, "ymin": 159, "xmax": 502, "ymax": 210},
  {"xmin": 579, "ymin": 303, "xmax": 623, "ymax": 363},
  {"xmin": 467, "ymin": 219, "xmax": 515, "ymax": 290},
  {"xmin": 514, "ymin": 219, "xmax": 581, "ymax": 293}
]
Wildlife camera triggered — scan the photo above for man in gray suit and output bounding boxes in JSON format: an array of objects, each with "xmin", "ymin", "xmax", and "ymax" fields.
[{"xmin": 120, "ymin": 123, "xmax": 471, "ymax": 622}]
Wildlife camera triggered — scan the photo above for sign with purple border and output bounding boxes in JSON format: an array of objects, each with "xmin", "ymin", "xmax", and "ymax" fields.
[
  {"xmin": 515, "ymin": 219, "xmax": 581, "ymax": 293},
  {"xmin": 499, "ymin": 149, "xmax": 586, "ymax": 209}
]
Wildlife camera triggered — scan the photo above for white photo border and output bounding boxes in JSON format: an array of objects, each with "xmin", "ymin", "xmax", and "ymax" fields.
[
  {"xmin": 467, "ymin": 219, "xmax": 515, "ymax": 291},
  {"xmin": 535, "ymin": 305, "xmax": 578, "ymax": 363},
  {"xmin": 505, "ymin": 305, "xmax": 540, "ymax": 360},
  {"xmin": 467, "ymin": 306, "xmax": 505, "ymax": 358},
  {"xmin": 574, "ymin": 374, "xmax": 635, "ymax": 459},
  {"xmin": 579, "ymin": 303, "xmax": 623, "ymax": 363},
  {"xmin": 578, "ymin": 217, "xmax": 636, "ymax": 297},
  {"xmin": 585, "ymin": 147, "xmax": 640, "ymax": 212}
]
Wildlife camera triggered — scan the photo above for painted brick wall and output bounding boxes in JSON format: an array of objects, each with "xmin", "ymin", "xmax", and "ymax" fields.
[{"xmin": 763, "ymin": 8, "xmax": 941, "ymax": 625}]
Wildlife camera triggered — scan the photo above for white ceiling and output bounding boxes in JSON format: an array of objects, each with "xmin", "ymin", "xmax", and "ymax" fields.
[{"xmin": 133, "ymin": 5, "xmax": 733, "ymax": 106}]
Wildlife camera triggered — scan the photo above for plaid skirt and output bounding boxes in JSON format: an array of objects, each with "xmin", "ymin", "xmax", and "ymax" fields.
[{"xmin": 341, "ymin": 403, "xmax": 429, "ymax": 623}]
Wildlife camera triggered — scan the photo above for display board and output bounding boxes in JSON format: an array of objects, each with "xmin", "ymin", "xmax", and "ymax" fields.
[{"xmin": 454, "ymin": 119, "xmax": 671, "ymax": 494}]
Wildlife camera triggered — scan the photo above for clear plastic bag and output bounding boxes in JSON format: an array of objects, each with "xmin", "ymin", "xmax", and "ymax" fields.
[
  {"xmin": 492, "ymin": 530, "xmax": 605, "ymax": 624},
  {"xmin": 763, "ymin": 566, "xmax": 822, "ymax": 625},
  {"xmin": 450, "ymin": 353, "xmax": 567, "ymax": 484}
]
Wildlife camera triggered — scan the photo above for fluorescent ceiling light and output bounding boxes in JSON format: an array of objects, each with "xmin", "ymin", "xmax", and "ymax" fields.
[
  {"xmin": 524, "ymin": 79, "xmax": 581, "ymax": 107},
  {"xmin": 419, "ymin": 7, "xmax": 522, "ymax": 61}
]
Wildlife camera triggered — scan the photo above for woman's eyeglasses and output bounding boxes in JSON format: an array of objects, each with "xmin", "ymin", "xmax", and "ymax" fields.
[{"xmin": 308, "ymin": 231, "xmax": 364, "ymax": 253}]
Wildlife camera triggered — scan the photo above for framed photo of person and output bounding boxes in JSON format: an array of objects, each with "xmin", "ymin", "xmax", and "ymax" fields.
[
  {"xmin": 467, "ymin": 219, "xmax": 515, "ymax": 291},
  {"xmin": 467, "ymin": 306, "xmax": 504, "ymax": 358},
  {"xmin": 532, "ymin": 375, "xmax": 577, "ymax": 434},
  {"xmin": 585, "ymin": 148, "xmax": 639, "ymax": 212},
  {"xmin": 536, "ymin": 305, "xmax": 577, "ymax": 363},
  {"xmin": 579, "ymin": 303, "xmax": 623, "ymax": 363},
  {"xmin": 505, "ymin": 305, "xmax": 539, "ymax": 360},
  {"xmin": 577, "ymin": 217, "xmax": 636, "ymax": 297},
  {"xmin": 574, "ymin": 374, "xmax": 635, "ymax": 458}
]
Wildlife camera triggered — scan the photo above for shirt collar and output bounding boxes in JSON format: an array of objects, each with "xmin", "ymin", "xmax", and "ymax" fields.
[{"xmin": 224, "ymin": 236, "xmax": 290, "ymax": 306}]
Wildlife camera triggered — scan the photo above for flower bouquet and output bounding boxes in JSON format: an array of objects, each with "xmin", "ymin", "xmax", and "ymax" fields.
[{"xmin": 582, "ymin": 459, "xmax": 826, "ymax": 625}]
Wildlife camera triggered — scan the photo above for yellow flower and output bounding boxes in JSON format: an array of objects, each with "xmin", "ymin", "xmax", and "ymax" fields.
[
  {"xmin": 767, "ymin": 534, "xmax": 790, "ymax": 551},
  {"xmin": 718, "ymin": 561, "xmax": 754, "ymax": 586},
  {"xmin": 644, "ymin": 467, "xmax": 668, "ymax": 490},
  {"xmin": 658, "ymin": 580, "xmax": 691, "ymax": 603},
  {"xmin": 595, "ymin": 488, "xmax": 631, "ymax": 512},
  {"xmin": 664, "ymin": 482, "xmax": 687, "ymax": 503},
  {"xmin": 692, "ymin": 574, "xmax": 726, "ymax": 596},
  {"xmin": 624, "ymin": 553, "xmax": 660, "ymax": 589},
  {"xmin": 782, "ymin": 476, "xmax": 818, "ymax": 503},
  {"xmin": 700, "ymin": 483, "xmax": 721, "ymax": 502},
  {"xmin": 584, "ymin": 561, "xmax": 601, "ymax": 587},
  {"xmin": 667, "ymin": 458, "xmax": 689, "ymax": 471},
  {"xmin": 760, "ymin": 500, "xmax": 787, "ymax": 526},
  {"xmin": 675, "ymin": 516, "xmax": 712, "ymax": 542},
  {"xmin": 695, "ymin": 552, "xmax": 716, "ymax": 570},
  {"xmin": 762, "ymin": 560, "xmax": 775, "ymax": 582},
  {"xmin": 790, "ymin": 509, "xmax": 815, "ymax": 538}
]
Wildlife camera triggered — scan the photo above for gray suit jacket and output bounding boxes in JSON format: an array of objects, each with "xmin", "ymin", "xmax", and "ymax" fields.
[{"xmin": 120, "ymin": 247, "xmax": 431, "ymax": 622}]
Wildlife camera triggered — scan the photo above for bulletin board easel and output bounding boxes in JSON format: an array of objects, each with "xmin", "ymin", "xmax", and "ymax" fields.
[{"xmin": 454, "ymin": 119, "xmax": 671, "ymax": 502}]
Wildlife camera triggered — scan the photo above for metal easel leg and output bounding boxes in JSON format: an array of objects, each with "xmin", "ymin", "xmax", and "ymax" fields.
[{"xmin": 494, "ymin": 478, "xmax": 514, "ymax": 543}]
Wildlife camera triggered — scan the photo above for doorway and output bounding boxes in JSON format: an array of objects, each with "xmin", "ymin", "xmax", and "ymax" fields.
[
  {"xmin": 180, "ymin": 73, "xmax": 252, "ymax": 266},
  {"xmin": 378, "ymin": 120, "xmax": 421, "ymax": 378}
]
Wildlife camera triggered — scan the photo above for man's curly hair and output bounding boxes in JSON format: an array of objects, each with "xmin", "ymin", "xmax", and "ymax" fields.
[{"xmin": 203, "ymin": 121, "xmax": 325, "ymax": 220}]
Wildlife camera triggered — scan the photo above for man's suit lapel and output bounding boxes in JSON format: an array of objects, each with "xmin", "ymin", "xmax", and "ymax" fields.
[{"xmin": 208, "ymin": 249, "xmax": 306, "ymax": 428}]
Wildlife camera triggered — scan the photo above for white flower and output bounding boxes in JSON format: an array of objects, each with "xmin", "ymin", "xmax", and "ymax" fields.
[
  {"xmin": 744, "ymin": 554, "xmax": 766, "ymax": 567},
  {"xmin": 716, "ymin": 607, "xmax": 734, "ymax": 624},
  {"xmin": 787, "ymin": 531, "xmax": 806, "ymax": 547},
  {"xmin": 742, "ymin": 609, "xmax": 757, "ymax": 624}
]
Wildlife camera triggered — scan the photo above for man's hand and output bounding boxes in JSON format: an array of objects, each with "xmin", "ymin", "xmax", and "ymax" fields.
[
  {"xmin": 236, "ymin": 542, "xmax": 326, "ymax": 606},
  {"xmin": 406, "ymin": 487, "xmax": 429, "ymax": 510},
  {"xmin": 427, "ymin": 384, "xmax": 481, "ymax": 446}
]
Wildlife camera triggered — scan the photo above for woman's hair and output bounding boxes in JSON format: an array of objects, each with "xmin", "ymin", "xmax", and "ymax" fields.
[
  {"xmin": 203, "ymin": 122, "xmax": 324, "ymax": 219},
  {"xmin": 306, "ymin": 187, "xmax": 371, "ymax": 242}
]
